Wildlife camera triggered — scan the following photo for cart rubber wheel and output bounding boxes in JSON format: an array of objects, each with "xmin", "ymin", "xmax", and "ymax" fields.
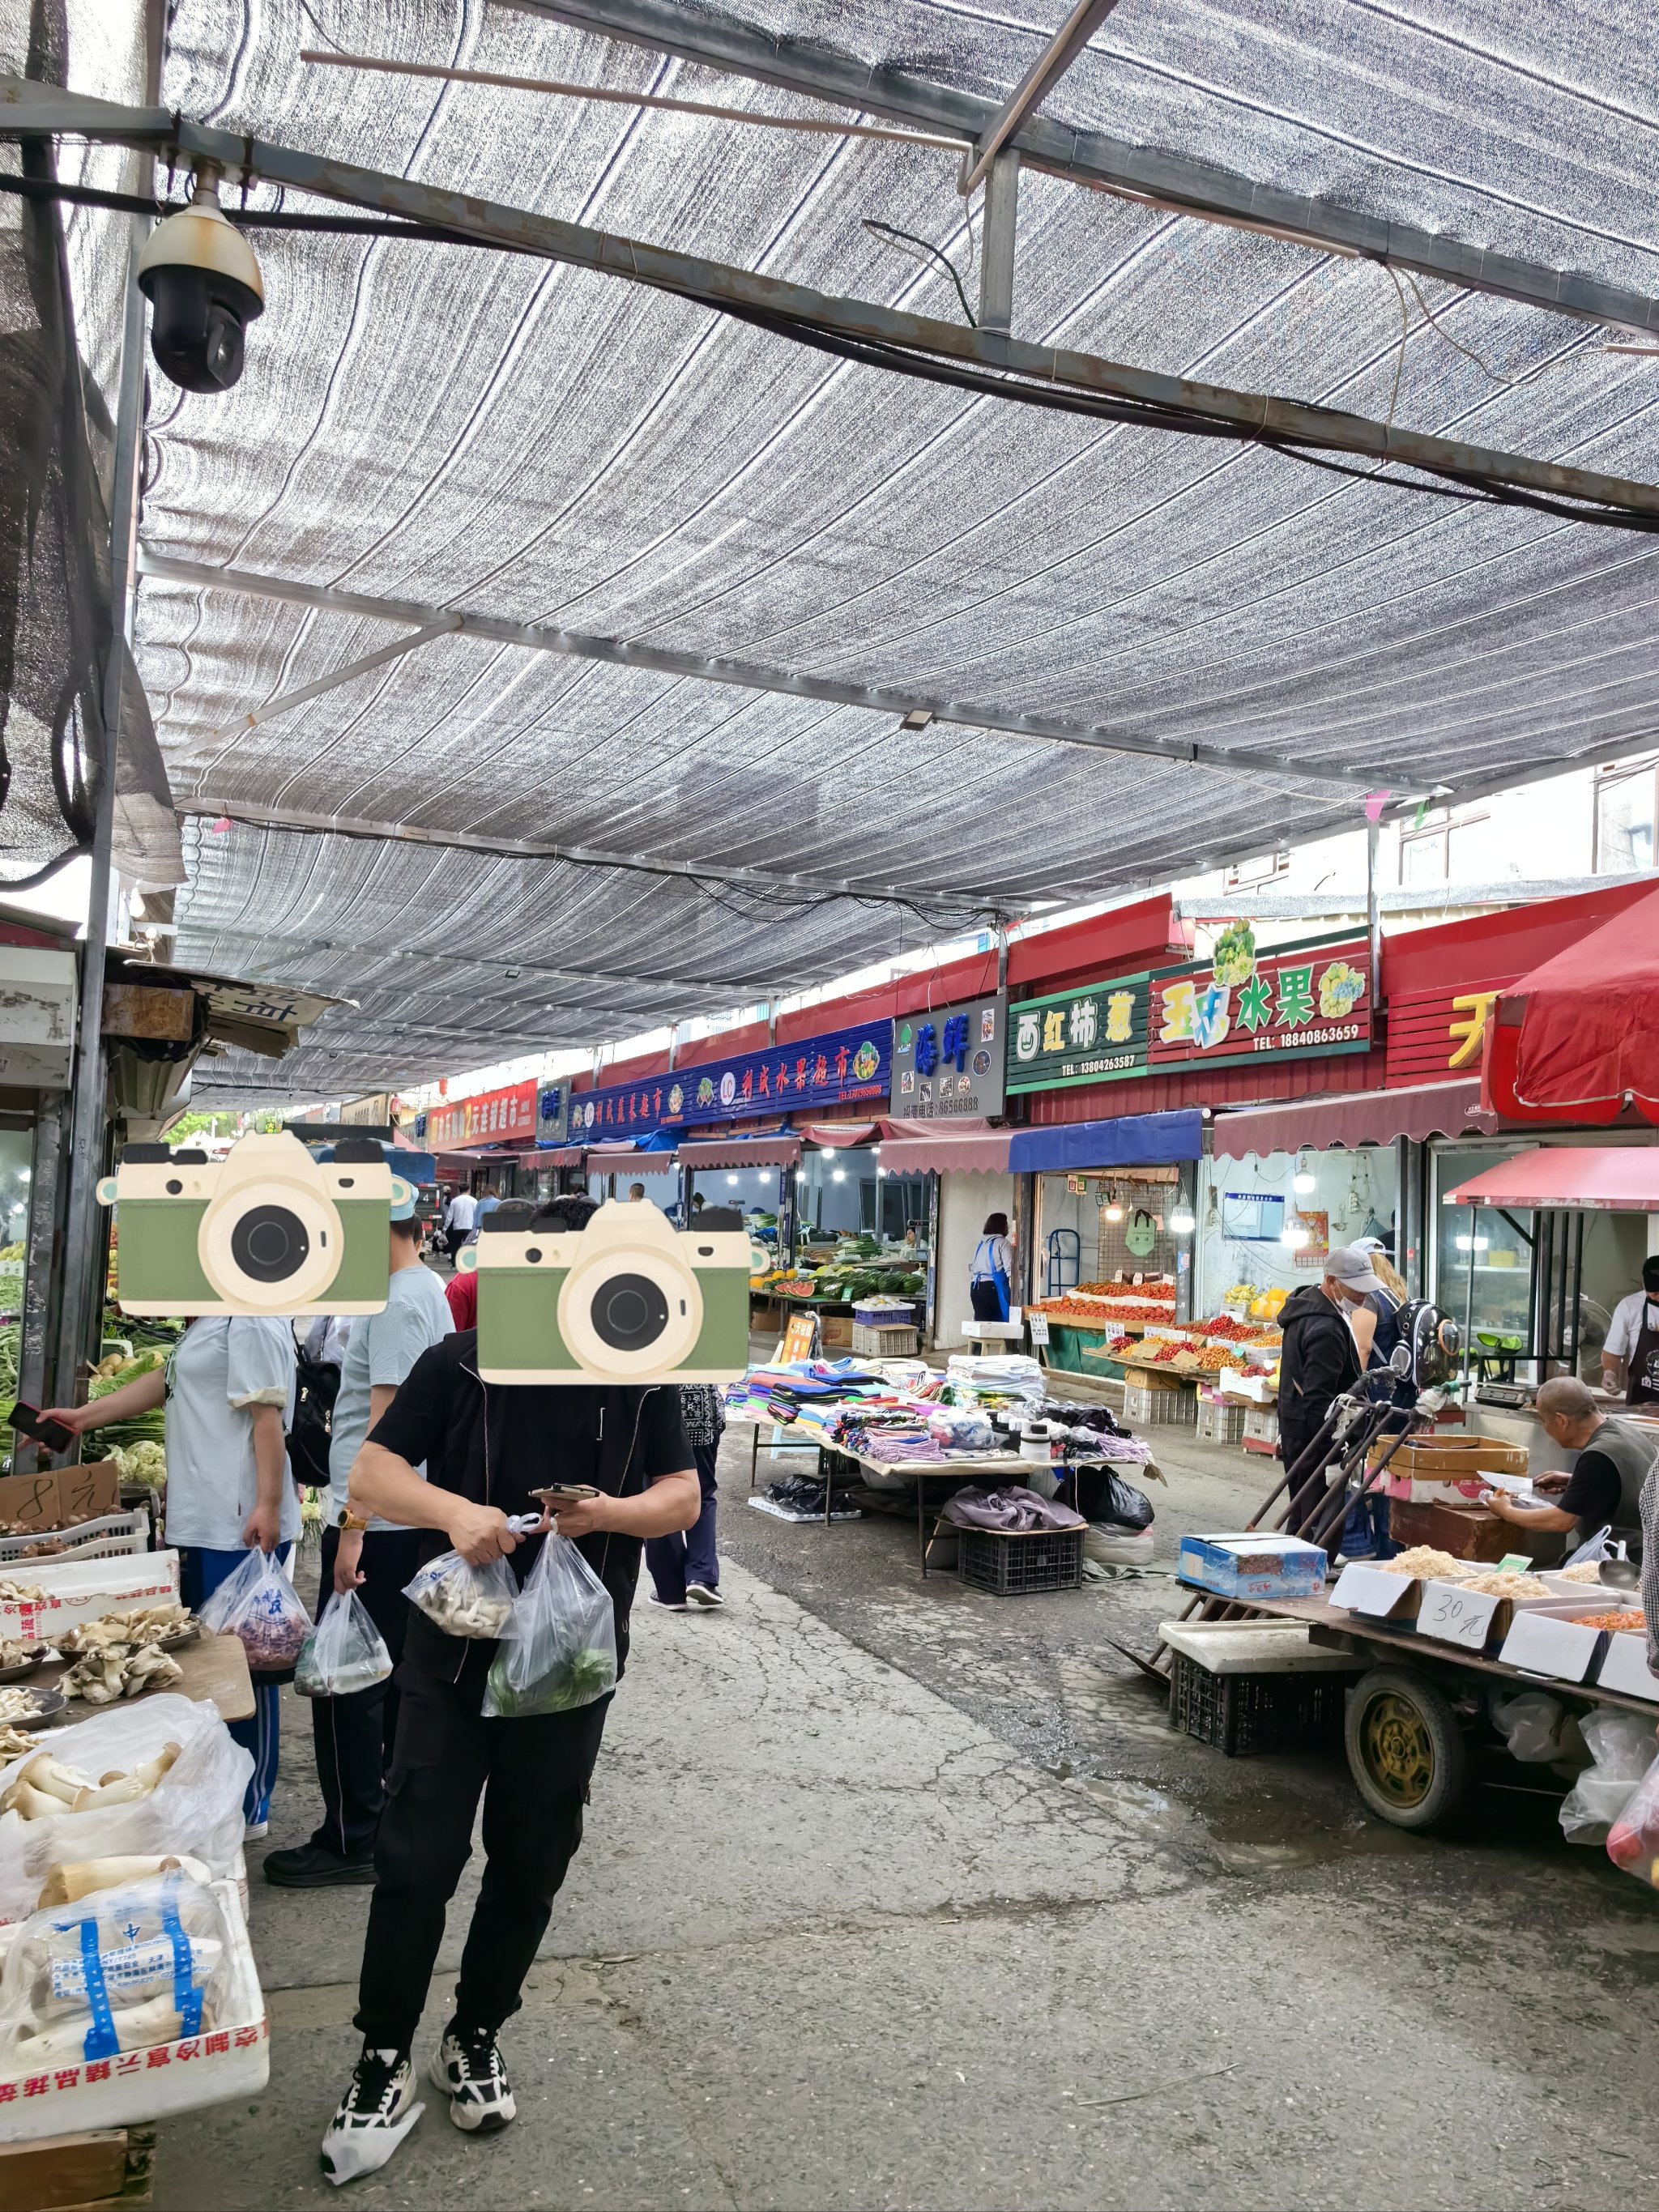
[{"xmin": 1345, "ymin": 1666, "xmax": 1467, "ymax": 1830}]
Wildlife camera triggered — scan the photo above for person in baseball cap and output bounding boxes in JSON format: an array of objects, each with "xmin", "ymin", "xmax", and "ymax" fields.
[{"xmin": 1277, "ymin": 1246, "xmax": 1381, "ymax": 1527}]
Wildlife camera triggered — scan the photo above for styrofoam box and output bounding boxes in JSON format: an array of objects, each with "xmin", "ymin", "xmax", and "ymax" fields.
[
  {"xmin": 1595, "ymin": 1625, "xmax": 1659, "ymax": 1702},
  {"xmin": 0, "ymin": 1880, "xmax": 267, "ymax": 2144},
  {"xmin": 1499, "ymin": 1601, "xmax": 1614, "ymax": 1686},
  {"xmin": 0, "ymin": 1553, "xmax": 180, "ymax": 1647},
  {"xmin": 1330, "ymin": 1562, "xmax": 1420, "ymax": 1621}
]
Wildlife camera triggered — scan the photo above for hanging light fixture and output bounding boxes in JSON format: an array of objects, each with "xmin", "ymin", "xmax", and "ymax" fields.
[
  {"xmin": 1169, "ymin": 1205, "xmax": 1196, "ymax": 1235},
  {"xmin": 1103, "ymin": 1180, "xmax": 1125, "ymax": 1223},
  {"xmin": 1293, "ymin": 1148, "xmax": 1317, "ymax": 1195}
]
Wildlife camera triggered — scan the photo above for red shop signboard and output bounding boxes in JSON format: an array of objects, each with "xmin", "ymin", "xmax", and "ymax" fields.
[{"xmin": 426, "ymin": 1079, "xmax": 538, "ymax": 1148}]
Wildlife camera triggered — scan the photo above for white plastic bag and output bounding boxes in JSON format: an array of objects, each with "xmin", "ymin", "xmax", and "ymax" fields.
[
  {"xmin": 0, "ymin": 1696, "xmax": 250, "ymax": 1927},
  {"xmin": 1490, "ymin": 1688, "xmax": 1577, "ymax": 1767},
  {"xmin": 198, "ymin": 1549, "xmax": 312, "ymax": 1673},
  {"xmin": 1608, "ymin": 1748, "xmax": 1659, "ymax": 1886},
  {"xmin": 1559, "ymin": 1709, "xmax": 1657, "ymax": 1843},
  {"xmin": 403, "ymin": 1549, "xmax": 518, "ymax": 1639},
  {"xmin": 1565, "ymin": 1525, "xmax": 1613, "ymax": 1567},
  {"xmin": 295, "ymin": 1592, "xmax": 392, "ymax": 1699},
  {"xmin": 482, "ymin": 1536, "xmax": 616, "ymax": 1718},
  {"xmin": 0, "ymin": 1870, "xmax": 235, "ymax": 2066}
]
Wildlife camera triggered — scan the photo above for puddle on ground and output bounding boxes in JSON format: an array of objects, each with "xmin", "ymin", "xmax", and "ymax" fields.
[{"xmin": 1077, "ymin": 1770, "xmax": 1426, "ymax": 1866}]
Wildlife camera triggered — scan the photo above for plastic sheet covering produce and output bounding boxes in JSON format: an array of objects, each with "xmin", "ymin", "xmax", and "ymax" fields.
[
  {"xmin": 0, "ymin": 1696, "xmax": 249, "ymax": 1926},
  {"xmin": 0, "ymin": 1871, "xmax": 234, "ymax": 2067}
]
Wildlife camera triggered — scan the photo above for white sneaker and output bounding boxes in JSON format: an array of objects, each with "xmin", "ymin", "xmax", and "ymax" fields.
[
  {"xmin": 244, "ymin": 1819, "xmax": 269, "ymax": 1842},
  {"xmin": 647, "ymin": 1591, "xmax": 689, "ymax": 1611},
  {"xmin": 320, "ymin": 2044, "xmax": 424, "ymax": 2184},
  {"xmin": 685, "ymin": 1583, "xmax": 725, "ymax": 1609},
  {"xmin": 429, "ymin": 2023, "xmax": 516, "ymax": 2135}
]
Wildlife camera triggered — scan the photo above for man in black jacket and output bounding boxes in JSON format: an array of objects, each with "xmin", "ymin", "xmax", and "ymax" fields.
[
  {"xmin": 318, "ymin": 1323, "xmax": 697, "ymax": 2184},
  {"xmin": 1277, "ymin": 1247, "xmax": 1384, "ymax": 1530}
]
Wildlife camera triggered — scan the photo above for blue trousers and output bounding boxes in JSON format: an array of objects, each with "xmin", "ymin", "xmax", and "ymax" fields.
[
  {"xmin": 180, "ymin": 1542, "xmax": 292, "ymax": 1827},
  {"xmin": 644, "ymin": 1443, "xmax": 719, "ymax": 1604}
]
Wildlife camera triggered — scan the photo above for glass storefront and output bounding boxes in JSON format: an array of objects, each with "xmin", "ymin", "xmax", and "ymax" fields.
[
  {"xmin": 1035, "ymin": 1167, "xmax": 1185, "ymax": 1297},
  {"xmin": 795, "ymin": 1147, "xmax": 928, "ymax": 1247},
  {"xmin": 688, "ymin": 1163, "xmax": 786, "ymax": 1256},
  {"xmin": 1195, "ymin": 1144, "xmax": 1399, "ymax": 1315},
  {"xmin": 1431, "ymin": 1138, "xmax": 1651, "ymax": 1384}
]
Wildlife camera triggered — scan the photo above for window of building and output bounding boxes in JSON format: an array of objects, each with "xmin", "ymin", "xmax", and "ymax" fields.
[
  {"xmin": 1593, "ymin": 757, "xmax": 1659, "ymax": 874},
  {"xmin": 1399, "ymin": 819, "xmax": 1448, "ymax": 886},
  {"xmin": 1222, "ymin": 851, "xmax": 1290, "ymax": 892}
]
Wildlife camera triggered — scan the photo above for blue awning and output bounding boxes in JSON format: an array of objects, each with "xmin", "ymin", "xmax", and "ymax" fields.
[{"xmin": 1009, "ymin": 1110, "xmax": 1203, "ymax": 1174}]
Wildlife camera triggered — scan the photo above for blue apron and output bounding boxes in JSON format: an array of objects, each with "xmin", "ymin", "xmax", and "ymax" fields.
[{"xmin": 972, "ymin": 1238, "xmax": 1012, "ymax": 1321}]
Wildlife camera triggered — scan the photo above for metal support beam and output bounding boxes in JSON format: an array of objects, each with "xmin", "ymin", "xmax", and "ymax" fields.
[
  {"xmin": 978, "ymin": 153, "xmax": 1019, "ymax": 335},
  {"xmin": 960, "ymin": 0, "xmax": 1121, "ymax": 197},
  {"xmin": 2, "ymin": 83, "xmax": 1648, "ymax": 526},
  {"xmin": 185, "ymin": 619, "xmax": 458, "ymax": 759},
  {"xmin": 175, "ymin": 796, "xmax": 1004, "ymax": 915},
  {"xmin": 56, "ymin": 219, "xmax": 147, "ymax": 1404},
  {"xmin": 509, "ymin": 0, "xmax": 1659, "ymax": 335},
  {"xmin": 139, "ymin": 552, "xmax": 1397, "ymax": 795}
]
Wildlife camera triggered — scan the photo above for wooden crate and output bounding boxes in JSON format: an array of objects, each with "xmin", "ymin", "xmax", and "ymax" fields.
[{"xmin": 0, "ymin": 2125, "xmax": 155, "ymax": 2212}]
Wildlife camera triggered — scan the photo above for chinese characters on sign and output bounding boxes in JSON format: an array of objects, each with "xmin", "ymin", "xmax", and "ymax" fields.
[
  {"xmin": 573, "ymin": 1021, "xmax": 893, "ymax": 1136},
  {"xmin": 889, "ymin": 995, "xmax": 1006, "ymax": 1119},
  {"xmin": 424, "ymin": 1079, "xmax": 541, "ymax": 1149},
  {"xmin": 1005, "ymin": 927, "xmax": 1373, "ymax": 1093}
]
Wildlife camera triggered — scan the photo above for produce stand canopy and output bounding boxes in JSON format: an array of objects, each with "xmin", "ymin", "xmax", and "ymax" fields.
[
  {"xmin": 1445, "ymin": 1147, "xmax": 1659, "ymax": 1213},
  {"xmin": 59, "ymin": 1, "xmax": 1659, "ymax": 1100},
  {"xmin": 1009, "ymin": 1110, "xmax": 1202, "ymax": 1173},
  {"xmin": 1213, "ymin": 1080, "xmax": 1495, "ymax": 1161},
  {"xmin": 1497, "ymin": 882, "xmax": 1659, "ymax": 1120}
]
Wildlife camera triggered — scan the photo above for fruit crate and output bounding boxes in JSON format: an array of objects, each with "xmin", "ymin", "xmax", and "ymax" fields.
[
  {"xmin": 851, "ymin": 1322, "xmax": 919, "ymax": 1357},
  {"xmin": 1167, "ymin": 1652, "xmax": 1346, "ymax": 1756},
  {"xmin": 957, "ymin": 1524, "xmax": 1084, "ymax": 1597},
  {"xmin": 1195, "ymin": 1396, "xmax": 1246, "ymax": 1446},
  {"xmin": 1123, "ymin": 1378, "xmax": 1196, "ymax": 1428}
]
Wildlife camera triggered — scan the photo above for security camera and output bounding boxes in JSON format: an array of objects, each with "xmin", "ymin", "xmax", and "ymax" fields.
[{"xmin": 137, "ymin": 165, "xmax": 264, "ymax": 394}]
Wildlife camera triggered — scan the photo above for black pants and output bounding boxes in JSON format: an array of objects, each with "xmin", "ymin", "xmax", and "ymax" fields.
[
  {"xmin": 355, "ymin": 1660, "xmax": 612, "ymax": 2052},
  {"xmin": 311, "ymin": 1524, "xmax": 421, "ymax": 1859},
  {"xmin": 445, "ymin": 1227, "xmax": 467, "ymax": 1262},
  {"xmin": 1281, "ymin": 1417, "xmax": 1334, "ymax": 1533},
  {"xmin": 970, "ymin": 1278, "xmax": 1005, "ymax": 1321}
]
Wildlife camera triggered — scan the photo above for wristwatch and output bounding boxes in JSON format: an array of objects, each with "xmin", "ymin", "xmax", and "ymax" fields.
[{"xmin": 340, "ymin": 1509, "xmax": 370, "ymax": 1532}]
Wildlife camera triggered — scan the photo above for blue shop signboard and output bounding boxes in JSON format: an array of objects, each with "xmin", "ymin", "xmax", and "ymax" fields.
[{"xmin": 570, "ymin": 1020, "xmax": 893, "ymax": 1137}]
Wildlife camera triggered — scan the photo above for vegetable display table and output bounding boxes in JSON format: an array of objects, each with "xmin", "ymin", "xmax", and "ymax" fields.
[{"xmin": 34, "ymin": 1630, "xmax": 254, "ymax": 1728}]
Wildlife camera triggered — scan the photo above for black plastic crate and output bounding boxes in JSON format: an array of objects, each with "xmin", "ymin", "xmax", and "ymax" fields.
[
  {"xmin": 957, "ymin": 1524, "xmax": 1084, "ymax": 1596},
  {"xmin": 1167, "ymin": 1652, "xmax": 1346, "ymax": 1756}
]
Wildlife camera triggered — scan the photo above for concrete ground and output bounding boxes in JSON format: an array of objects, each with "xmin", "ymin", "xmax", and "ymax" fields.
[{"xmin": 151, "ymin": 1417, "xmax": 1659, "ymax": 2210}]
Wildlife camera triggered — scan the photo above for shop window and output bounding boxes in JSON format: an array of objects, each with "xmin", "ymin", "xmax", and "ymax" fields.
[
  {"xmin": 1593, "ymin": 757, "xmax": 1659, "ymax": 874},
  {"xmin": 1399, "ymin": 820, "xmax": 1448, "ymax": 886}
]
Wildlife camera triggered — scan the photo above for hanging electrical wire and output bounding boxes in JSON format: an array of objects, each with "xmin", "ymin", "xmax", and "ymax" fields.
[{"xmin": 862, "ymin": 218, "xmax": 977, "ymax": 326}]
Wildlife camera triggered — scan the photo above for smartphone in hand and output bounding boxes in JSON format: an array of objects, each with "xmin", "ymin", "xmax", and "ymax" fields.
[{"xmin": 6, "ymin": 1402, "xmax": 75, "ymax": 1454}]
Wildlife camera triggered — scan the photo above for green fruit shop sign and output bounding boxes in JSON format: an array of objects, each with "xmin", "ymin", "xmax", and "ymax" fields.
[{"xmin": 1006, "ymin": 927, "xmax": 1372, "ymax": 1093}]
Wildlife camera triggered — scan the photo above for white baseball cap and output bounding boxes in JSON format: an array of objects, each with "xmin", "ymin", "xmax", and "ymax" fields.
[{"xmin": 1326, "ymin": 1244, "xmax": 1384, "ymax": 1295}]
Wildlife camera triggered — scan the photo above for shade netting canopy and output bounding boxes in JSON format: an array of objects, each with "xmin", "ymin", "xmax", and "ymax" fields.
[{"xmin": 26, "ymin": 0, "xmax": 1656, "ymax": 1101}]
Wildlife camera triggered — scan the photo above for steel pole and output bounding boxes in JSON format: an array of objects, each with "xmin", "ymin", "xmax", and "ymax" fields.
[{"xmin": 53, "ymin": 225, "xmax": 147, "ymax": 1404}]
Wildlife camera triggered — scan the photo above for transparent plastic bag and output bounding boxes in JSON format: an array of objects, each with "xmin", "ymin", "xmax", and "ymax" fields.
[
  {"xmin": 198, "ymin": 1549, "xmax": 312, "ymax": 1673},
  {"xmin": 1559, "ymin": 1710, "xmax": 1657, "ymax": 1844},
  {"xmin": 1490, "ymin": 1689, "xmax": 1575, "ymax": 1767},
  {"xmin": 0, "ymin": 1870, "xmax": 234, "ymax": 2065},
  {"xmin": 0, "ymin": 1696, "xmax": 249, "ymax": 1925},
  {"xmin": 403, "ymin": 1549, "xmax": 518, "ymax": 1639},
  {"xmin": 1607, "ymin": 1747, "xmax": 1659, "ymax": 1885},
  {"xmin": 482, "ymin": 1535, "xmax": 616, "ymax": 1718},
  {"xmin": 295, "ymin": 1592, "xmax": 392, "ymax": 1699}
]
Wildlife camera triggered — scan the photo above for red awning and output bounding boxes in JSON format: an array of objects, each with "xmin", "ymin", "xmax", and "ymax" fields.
[
  {"xmin": 678, "ymin": 1136, "xmax": 800, "ymax": 1169},
  {"xmin": 1446, "ymin": 1146, "xmax": 1659, "ymax": 1212},
  {"xmin": 536, "ymin": 1146, "xmax": 583, "ymax": 1167},
  {"xmin": 1213, "ymin": 1079, "xmax": 1495, "ymax": 1161},
  {"xmin": 584, "ymin": 1144, "xmax": 679, "ymax": 1174},
  {"xmin": 1489, "ymin": 881, "xmax": 1659, "ymax": 1123},
  {"xmin": 797, "ymin": 1121, "xmax": 879, "ymax": 1148},
  {"xmin": 880, "ymin": 1119, "xmax": 1013, "ymax": 1174}
]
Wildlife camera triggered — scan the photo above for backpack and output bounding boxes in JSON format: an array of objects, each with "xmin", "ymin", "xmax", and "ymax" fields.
[{"xmin": 287, "ymin": 1346, "xmax": 340, "ymax": 1490}]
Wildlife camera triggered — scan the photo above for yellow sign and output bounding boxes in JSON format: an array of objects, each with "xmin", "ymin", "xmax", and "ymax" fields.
[{"xmin": 1447, "ymin": 991, "xmax": 1500, "ymax": 1070}]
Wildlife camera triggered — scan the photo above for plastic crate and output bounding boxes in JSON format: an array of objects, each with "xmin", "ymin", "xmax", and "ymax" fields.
[
  {"xmin": 0, "ymin": 1505, "xmax": 151, "ymax": 1564},
  {"xmin": 1167, "ymin": 1651, "xmax": 1346, "ymax": 1756},
  {"xmin": 957, "ymin": 1524, "xmax": 1084, "ymax": 1596},
  {"xmin": 851, "ymin": 1322, "xmax": 920, "ymax": 1357},
  {"xmin": 852, "ymin": 1299, "xmax": 917, "ymax": 1326},
  {"xmin": 1241, "ymin": 1404, "xmax": 1280, "ymax": 1457},
  {"xmin": 1123, "ymin": 1379, "xmax": 1196, "ymax": 1427},
  {"xmin": 1195, "ymin": 1397, "xmax": 1246, "ymax": 1445}
]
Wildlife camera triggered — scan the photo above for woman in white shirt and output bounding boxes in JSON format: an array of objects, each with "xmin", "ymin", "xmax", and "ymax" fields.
[{"xmin": 49, "ymin": 1315, "xmax": 297, "ymax": 1839}]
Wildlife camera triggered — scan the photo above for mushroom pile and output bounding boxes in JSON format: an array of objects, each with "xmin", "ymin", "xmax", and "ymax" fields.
[{"xmin": 2, "ymin": 1741, "xmax": 181, "ymax": 1819}]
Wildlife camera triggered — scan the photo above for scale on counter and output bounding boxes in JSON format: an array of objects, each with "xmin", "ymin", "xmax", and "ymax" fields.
[{"xmin": 1477, "ymin": 1382, "xmax": 1533, "ymax": 1407}]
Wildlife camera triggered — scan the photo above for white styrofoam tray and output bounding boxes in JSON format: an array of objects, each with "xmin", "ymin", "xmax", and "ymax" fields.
[
  {"xmin": 1158, "ymin": 1620, "xmax": 1366, "ymax": 1676},
  {"xmin": 0, "ymin": 1553, "xmax": 181, "ymax": 1645}
]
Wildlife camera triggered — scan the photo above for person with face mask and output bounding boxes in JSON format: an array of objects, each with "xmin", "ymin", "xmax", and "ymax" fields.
[
  {"xmin": 1276, "ymin": 1246, "xmax": 1384, "ymax": 1531},
  {"xmin": 1601, "ymin": 1255, "xmax": 1659, "ymax": 1407}
]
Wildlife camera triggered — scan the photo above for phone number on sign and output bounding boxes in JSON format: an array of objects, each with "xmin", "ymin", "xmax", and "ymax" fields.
[{"xmin": 1250, "ymin": 1022, "xmax": 1367, "ymax": 1052}]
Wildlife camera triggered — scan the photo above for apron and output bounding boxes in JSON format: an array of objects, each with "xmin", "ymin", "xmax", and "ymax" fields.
[
  {"xmin": 1626, "ymin": 1298, "xmax": 1659, "ymax": 1407},
  {"xmin": 971, "ymin": 1238, "xmax": 1012, "ymax": 1321}
]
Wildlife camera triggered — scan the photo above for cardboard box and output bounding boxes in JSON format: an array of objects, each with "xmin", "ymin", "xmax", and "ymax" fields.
[
  {"xmin": 1330, "ymin": 1562, "xmax": 1421, "ymax": 1622},
  {"xmin": 0, "ymin": 1552, "xmax": 180, "ymax": 1645},
  {"xmin": 1368, "ymin": 1437, "xmax": 1527, "ymax": 1476},
  {"xmin": 1177, "ymin": 1532, "xmax": 1327, "ymax": 1602},
  {"xmin": 1595, "ymin": 1625, "xmax": 1659, "ymax": 1702},
  {"xmin": 1498, "ymin": 1601, "xmax": 1610, "ymax": 1685},
  {"xmin": 0, "ymin": 1465, "xmax": 121, "ymax": 1538}
]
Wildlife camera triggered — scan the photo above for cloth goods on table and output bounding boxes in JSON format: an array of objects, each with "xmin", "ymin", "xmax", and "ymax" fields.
[{"xmin": 940, "ymin": 1485, "xmax": 1086, "ymax": 1532}]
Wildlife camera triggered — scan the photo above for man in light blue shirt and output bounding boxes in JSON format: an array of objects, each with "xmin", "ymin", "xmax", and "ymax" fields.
[{"xmin": 265, "ymin": 1189, "xmax": 453, "ymax": 1889}]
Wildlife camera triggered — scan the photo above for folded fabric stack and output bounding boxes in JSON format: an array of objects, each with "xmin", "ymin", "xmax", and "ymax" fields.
[
  {"xmin": 940, "ymin": 1485, "xmax": 1086, "ymax": 1532},
  {"xmin": 945, "ymin": 1354, "xmax": 1046, "ymax": 1397},
  {"xmin": 860, "ymin": 1433, "xmax": 948, "ymax": 1466}
]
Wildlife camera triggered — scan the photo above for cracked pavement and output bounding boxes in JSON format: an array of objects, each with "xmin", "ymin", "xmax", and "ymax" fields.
[{"xmin": 151, "ymin": 1428, "xmax": 1659, "ymax": 2208}]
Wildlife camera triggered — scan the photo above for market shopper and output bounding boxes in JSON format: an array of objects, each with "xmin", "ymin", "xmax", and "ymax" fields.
[
  {"xmin": 442, "ymin": 1186, "xmax": 476, "ymax": 1260},
  {"xmin": 265, "ymin": 1192, "xmax": 454, "ymax": 1889},
  {"xmin": 1277, "ymin": 1246, "xmax": 1378, "ymax": 1529},
  {"xmin": 1601, "ymin": 1255, "xmax": 1659, "ymax": 1404},
  {"xmin": 318, "ymin": 1241, "xmax": 698, "ymax": 2180},
  {"xmin": 45, "ymin": 1316, "xmax": 298, "ymax": 1838},
  {"xmin": 646, "ymin": 1384, "xmax": 727, "ymax": 1610},
  {"xmin": 1482, "ymin": 1376, "xmax": 1657, "ymax": 1562},
  {"xmin": 969, "ymin": 1213, "xmax": 1015, "ymax": 1322}
]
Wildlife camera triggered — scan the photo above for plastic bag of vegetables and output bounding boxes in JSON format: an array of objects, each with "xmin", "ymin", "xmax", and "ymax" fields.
[{"xmin": 482, "ymin": 1535, "xmax": 616, "ymax": 1719}]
